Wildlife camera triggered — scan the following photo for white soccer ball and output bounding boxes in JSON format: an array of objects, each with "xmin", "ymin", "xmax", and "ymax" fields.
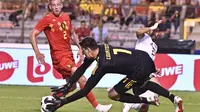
[{"xmin": 41, "ymin": 96, "xmax": 56, "ymax": 112}]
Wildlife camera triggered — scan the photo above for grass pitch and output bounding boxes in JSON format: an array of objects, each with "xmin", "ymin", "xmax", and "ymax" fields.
[{"xmin": 0, "ymin": 85, "xmax": 200, "ymax": 112}]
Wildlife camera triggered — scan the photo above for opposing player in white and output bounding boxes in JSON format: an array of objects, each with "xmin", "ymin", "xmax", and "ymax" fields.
[{"xmin": 123, "ymin": 20, "xmax": 183, "ymax": 112}]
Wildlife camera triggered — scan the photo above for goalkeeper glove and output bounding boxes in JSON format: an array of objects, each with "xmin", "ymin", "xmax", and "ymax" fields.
[
  {"xmin": 46, "ymin": 99, "xmax": 63, "ymax": 112},
  {"xmin": 51, "ymin": 81, "xmax": 72, "ymax": 99}
]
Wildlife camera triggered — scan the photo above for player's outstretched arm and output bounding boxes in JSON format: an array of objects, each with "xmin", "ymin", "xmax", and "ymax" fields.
[
  {"xmin": 62, "ymin": 73, "xmax": 103, "ymax": 104},
  {"xmin": 70, "ymin": 58, "xmax": 94, "ymax": 84},
  {"xmin": 51, "ymin": 58, "xmax": 94, "ymax": 98},
  {"xmin": 52, "ymin": 67, "xmax": 105, "ymax": 111},
  {"xmin": 51, "ymin": 64, "xmax": 106, "ymax": 111},
  {"xmin": 136, "ymin": 20, "xmax": 162, "ymax": 39}
]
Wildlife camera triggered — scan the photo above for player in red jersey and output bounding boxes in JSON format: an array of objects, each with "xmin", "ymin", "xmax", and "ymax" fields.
[{"xmin": 30, "ymin": 0, "xmax": 112, "ymax": 111}]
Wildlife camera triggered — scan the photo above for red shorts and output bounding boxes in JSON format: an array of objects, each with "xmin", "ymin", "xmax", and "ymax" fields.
[{"xmin": 53, "ymin": 56, "xmax": 76, "ymax": 79}]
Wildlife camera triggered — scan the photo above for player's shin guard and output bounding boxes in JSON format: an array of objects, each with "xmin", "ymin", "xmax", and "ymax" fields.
[
  {"xmin": 79, "ymin": 83, "xmax": 98, "ymax": 108},
  {"xmin": 145, "ymin": 81, "xmax": 175, "ymax": 102}
]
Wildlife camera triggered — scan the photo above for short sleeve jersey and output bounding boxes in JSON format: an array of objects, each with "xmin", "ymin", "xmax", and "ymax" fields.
[
  {"xmin": 135, "ymin": 33, "xmax": 157, "ymax": 60},
  {"xmin": 34, "ymin": 12, "xmax": 73, "ymax": 59}
]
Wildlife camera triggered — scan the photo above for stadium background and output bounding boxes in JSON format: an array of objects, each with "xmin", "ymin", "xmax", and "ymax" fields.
[{"xmin": 0, "ymin": 0, "xmax": 200, "ymax": 112}]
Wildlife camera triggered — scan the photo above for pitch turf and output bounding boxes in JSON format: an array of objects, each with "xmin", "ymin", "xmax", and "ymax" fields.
[{"xmin": 0, "ymin": 85, "xmax": 200, "ymax": 112}]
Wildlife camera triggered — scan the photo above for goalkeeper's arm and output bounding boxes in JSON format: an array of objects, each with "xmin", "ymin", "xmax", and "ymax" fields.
[
  {"xmin": 69, "ymin": 58, "xmax": 94, "ymax": 84},
  {"xmin": 54, "ymin": 67, "xmax": 105, "ymax": 110},
  {"xmin": 51, "ymin": 58, "xmax": 94, "ymax": 96}
]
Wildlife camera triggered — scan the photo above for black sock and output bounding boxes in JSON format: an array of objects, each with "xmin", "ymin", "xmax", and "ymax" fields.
[
  {"xmin": 146, "ymin": 81, "xmax": 175, "ymax": 103},
  {"xmin": 118, "ymin": 93, "xmax": 150, "ymax": 104},
  {"xmin": 169, "ymin": 93, "xmax": 175, "ymax": 103}
]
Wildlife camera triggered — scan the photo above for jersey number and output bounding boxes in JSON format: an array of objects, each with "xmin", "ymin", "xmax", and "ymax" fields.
[
  {"xmin": 151, "ymin": 43, "xmax": 157, "ymax": 56},
  {"xmin": 113, "ymin": 49, "xmax": 132, "ymax": 55},
  {"xmin": 63, "ymin": 31, "xmax": 67, "ymax": 39}
]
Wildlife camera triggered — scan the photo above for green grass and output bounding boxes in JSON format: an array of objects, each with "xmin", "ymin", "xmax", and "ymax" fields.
[{"xmin": 0, "ymin": 85, "xmax": 200, "ymax": 112}]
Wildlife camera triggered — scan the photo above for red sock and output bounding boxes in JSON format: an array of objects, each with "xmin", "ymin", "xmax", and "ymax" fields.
[
  {"xmin": 50, "ymin": 92, "xmax": 64, "ymax": 98},
  {"xmin": 79, "ymin": 84, "xmax": 98, "ymax": 108}
]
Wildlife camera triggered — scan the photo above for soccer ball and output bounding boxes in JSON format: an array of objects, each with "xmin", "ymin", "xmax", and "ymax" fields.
[{"xmin": 41, "ymin": 96, "xmax": 56, "ymax": 112}]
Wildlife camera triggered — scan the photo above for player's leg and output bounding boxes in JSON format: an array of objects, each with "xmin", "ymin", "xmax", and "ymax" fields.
[
  {"xmin": 135, "ymin": 91, "xmax": 156, "ymax": 112},
  {"xmin": 58, "ymin": 56, "xmax": 112, "ymax": 111},
  {"xmin": 123, "ymin": 77, "xmax": 159, "ymax": 112},
  {"xmin": 108, "ymin": 77, "xmax": 159, "ymax": 105},
  {"xmin": 121, "ymin": 49, "xmax": 159, "ymax": 111},
  {"xmin": 151, "ymin": 73, "xmax": 183, "ymax": 112},
  {"xmin": 51, "ymin": 66, "xmax": 77, "ymax": 98},
  {"xmin": 138, "ymin": 77, "xmax": 159, "ymax": 112},
  {"xmin": 123, "ymin": 103, "xmax": 149, "ymax": 112},
  {"xmin": 70, "ymin": 67, "xmax": 97, "ymax": 107},
  {"xmin": 144, "ymin": 81, "xmax": 183, "ymax": 112},
  {"xmin": 141, "ymin": 57, "xmax": 184, "ymax": 112},
  {"xmin": 54, "ymin": 57, "xmax": 112, "ymax": 111}
]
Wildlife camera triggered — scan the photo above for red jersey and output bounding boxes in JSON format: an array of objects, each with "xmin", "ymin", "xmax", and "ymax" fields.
[{"xmin": 34, "ymin": 12, "xmax": 73, "ymax": 64}]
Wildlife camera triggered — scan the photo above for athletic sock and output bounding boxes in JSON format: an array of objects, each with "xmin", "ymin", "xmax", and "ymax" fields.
[
  {"xmin": 146, "ymin": 81, "xmax": 175, "ymax": 102},
  {"xmin": 169, "ymin": 93, "xmax": 175, "ymax": 103},
  {"xmin": 79, "ymin": 83, "xmax": 98, "ymax": 108},
  {"xmin": 118, "ymin": 93, "xmax": 149, "ymax": 104}
]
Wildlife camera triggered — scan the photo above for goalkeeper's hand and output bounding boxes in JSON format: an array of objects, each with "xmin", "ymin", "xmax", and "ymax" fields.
[
  {"xmin": 51, "ymin": 81, "xmax": 72, "ymax": 98},
  {"xmin": 46, "ymin": 99, "xmax": 63, "ymax": 112}
]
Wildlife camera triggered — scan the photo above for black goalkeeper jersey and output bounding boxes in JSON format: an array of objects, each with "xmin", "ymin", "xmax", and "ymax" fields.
[
  {"xmin": 62, "ymin": 44, "xmax": 156, "ymax": 105},
  {"xmin": 93, "ymin": 44, "xmax": 143, "ymax": 78},
  {"xmin": 71, "ymin": 44, "xmax": 156, "ymax": 85}
]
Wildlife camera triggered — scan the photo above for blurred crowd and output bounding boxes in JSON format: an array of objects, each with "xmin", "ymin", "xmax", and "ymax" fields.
[
  {"xmin": 0, "ymin": 0, "xmax": 200, "ymax": 43},
  {"xmin": 0, "ymin": 0, "xmax": 39, "ymax": 27}
]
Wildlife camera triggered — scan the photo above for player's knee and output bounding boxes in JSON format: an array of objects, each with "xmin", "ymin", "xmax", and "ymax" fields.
[
  {"xmin": 108, "ymin": 88, "xmax": 119, "ymax": 101},
  {"xmin": 71, "ymin": 67, "xmax": 77, "ymax": 74},
  {"xmin": 150, "ymin": 77, "xmax": 160, "ymax": 85},
  {"xmin": 139, "ymin": 104, "xmax": 149, "ymax": 112},
  {"xmin": 108, "ymin": 93, "xmax": 119, "ymax": 101}
]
